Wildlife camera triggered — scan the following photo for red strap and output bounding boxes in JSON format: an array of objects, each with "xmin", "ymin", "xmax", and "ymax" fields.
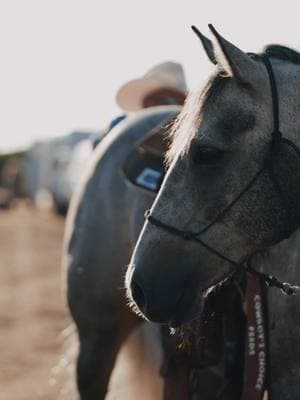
[
  {"xmin": 163, "ymin": 274, "xmax": 269, "ymax": 399},
  {"xmin": 241, "ymin": 274, "xmax": 268, "ymax": 400}
]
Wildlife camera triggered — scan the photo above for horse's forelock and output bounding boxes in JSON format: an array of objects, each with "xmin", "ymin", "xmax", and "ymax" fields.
[
  {"xmin": 165, "ymin": 73, "xmax": 229, "ymax": 168},
  {"xmin": 165, "ymin": 89, "xmax": 202, "ymax": 167}
]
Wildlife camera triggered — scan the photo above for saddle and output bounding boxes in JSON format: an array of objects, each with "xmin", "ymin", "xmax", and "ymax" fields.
[{"xmin": 122, "ymin": 118, "xmax": 172, "ymax": 193}]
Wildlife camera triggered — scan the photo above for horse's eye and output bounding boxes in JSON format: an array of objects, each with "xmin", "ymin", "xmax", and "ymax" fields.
[{"xmin": 191, "ymin": 146, "xmax": 224, "ymax": 166}]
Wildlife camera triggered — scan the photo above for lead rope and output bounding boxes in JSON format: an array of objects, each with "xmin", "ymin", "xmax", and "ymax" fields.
[{"xmin": 246, "ymin": 262, "xmax": 300, "ymax": 296}]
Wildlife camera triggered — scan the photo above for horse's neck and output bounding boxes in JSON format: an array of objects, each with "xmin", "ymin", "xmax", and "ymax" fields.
[{"xmin": 252, "ymin": 228, "xmax": 300, "ymax": 398}]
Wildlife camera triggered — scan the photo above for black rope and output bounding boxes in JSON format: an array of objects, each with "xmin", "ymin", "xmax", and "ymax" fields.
[
  {"xmin": 261, "ymin": 55, "xmax": 282, "ymax": 149},
  {"xmin": 245, "ymin": 262, "xmax": 299, "ymax": 296},
  {"xmin": 265, "ymin": 151, "xmax": 294, "ymax": 226},
  {"xmin": 145, "ymin": 210, "xmax": 242, "ymax": 268},
  {"xmin": 281, "ymin": 137, "xmax": 300, "ymax": 158}
]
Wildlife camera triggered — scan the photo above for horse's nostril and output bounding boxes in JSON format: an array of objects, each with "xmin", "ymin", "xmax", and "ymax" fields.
[{"xmin": 131, "ymin": 279, "xmax": 146, "ymax": 312}]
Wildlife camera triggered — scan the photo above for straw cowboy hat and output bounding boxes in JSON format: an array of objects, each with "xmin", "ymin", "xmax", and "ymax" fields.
[{"xmin": 116, "ymin": 62, "xmax": 187, "ymax": 111}]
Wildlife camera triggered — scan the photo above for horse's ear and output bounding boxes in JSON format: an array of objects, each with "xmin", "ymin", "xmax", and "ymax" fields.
[
  {"xmin": 191, "ymin": 26, "xmax": 217, "ymax": 65},
  {"xmin": 208, "ymin": 24, "xmax": 258, "ymax": 81}
]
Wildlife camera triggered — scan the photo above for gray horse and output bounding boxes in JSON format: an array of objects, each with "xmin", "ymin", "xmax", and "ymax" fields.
[
  {"xmin": 127, "ymin": 26, "xmax": 300, "ymax": 399},
  {"xmin": 64, "ymin": 105, "xmax": 180, "ymax": 399}
]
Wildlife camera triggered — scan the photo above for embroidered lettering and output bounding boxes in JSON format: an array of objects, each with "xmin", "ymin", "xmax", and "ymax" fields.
[
  {"xmin": 255, "ymin": 350, "xmax": 266, "ymax": 390},
  {"xmin": 248, "ymin": 325, "xmax": 256, "ymax": 355}
]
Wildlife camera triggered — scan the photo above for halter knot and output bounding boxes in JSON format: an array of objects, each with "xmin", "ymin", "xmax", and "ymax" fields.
[
  {"xmin": 270, "ymin": 133, "xmax": 282, "ymax": 154},
  {"xmin": 144, "ymin": 209, "xmax": 152, "ymax": 219}
]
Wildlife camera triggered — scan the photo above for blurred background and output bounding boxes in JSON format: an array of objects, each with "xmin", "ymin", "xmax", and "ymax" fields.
[{"xmin": 0, "ymin": 1, "xmax": 299, "ymax": 399}]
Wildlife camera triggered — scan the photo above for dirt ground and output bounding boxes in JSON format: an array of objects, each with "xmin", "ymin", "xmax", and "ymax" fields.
[
  {"xmin": 0, "ymin": 202, "xmax": 72, "ymax": 400},
  {"xmin": 0, "ymin": 202, "xmax": 165, "ymax": 400}
]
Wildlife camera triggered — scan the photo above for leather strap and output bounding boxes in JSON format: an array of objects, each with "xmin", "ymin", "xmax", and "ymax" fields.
[
  {"xmin": 162, "ymin": 274, "xmax": 269, "ymax": 398},
  {"xmin": 241, "ymin": 274, "xmax": 268, "ymax": 400}
]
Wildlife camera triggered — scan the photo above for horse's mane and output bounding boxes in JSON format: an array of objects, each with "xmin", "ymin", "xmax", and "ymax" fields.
[
  {"xmin": 261, "ymin": 44, "xmax": 300, "ymax": 64},
  {"xmin": 165, "ymin": 44, "xmax": 300, "ymax": 167}
]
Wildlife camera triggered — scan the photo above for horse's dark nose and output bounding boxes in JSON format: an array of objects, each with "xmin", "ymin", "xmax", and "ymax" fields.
[
  {"xmin": 129, "ymin": 270, "xmax": 191, "ymax": 324},
  {"xmin": 130, "ymin": 278, "xmax": 147, "ymax": 314}
]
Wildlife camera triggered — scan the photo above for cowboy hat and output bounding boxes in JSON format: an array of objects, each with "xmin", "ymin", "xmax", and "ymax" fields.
[{"xmin": 116, "ymin": 62, "xmax": 187, "ymax": 111}]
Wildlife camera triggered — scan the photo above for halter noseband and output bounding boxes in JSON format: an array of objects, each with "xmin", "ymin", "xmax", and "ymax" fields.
[{"xmin": 145, "ymin": 56, "xmax": 300, "ymax": 295}]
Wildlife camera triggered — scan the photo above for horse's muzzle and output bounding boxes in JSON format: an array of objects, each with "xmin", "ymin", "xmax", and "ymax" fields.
[{"xmin": 129, "ymin": 269, "xmax": 202, "ymax": 326}]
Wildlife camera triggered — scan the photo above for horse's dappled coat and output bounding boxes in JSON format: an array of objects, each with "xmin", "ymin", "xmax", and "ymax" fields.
[{"xmin": 127, "ymin": 26, "xmax": 300, "ymax": 400}]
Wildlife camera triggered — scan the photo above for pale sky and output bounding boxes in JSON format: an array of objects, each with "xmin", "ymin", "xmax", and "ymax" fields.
[{"xmin": 0, "ymin": 0, "xmax": 299, "ymax": 152}]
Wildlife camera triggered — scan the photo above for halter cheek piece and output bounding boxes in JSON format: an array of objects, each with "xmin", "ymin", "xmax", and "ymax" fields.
[{"xmin": 145, "ymin": 56, "xmax": 300, "ymax": 295}]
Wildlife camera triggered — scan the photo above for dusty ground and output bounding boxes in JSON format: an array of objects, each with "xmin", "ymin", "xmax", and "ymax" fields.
[
  {"xmin": 0, "ymin": 202, "xmax": 165, "ymax": 400},
  {"xmin": 0, "ymin": 202, "xmax": 72, "ymax": 400}
]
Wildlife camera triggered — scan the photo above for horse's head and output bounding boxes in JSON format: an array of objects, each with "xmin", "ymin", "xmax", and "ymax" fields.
[{"xmin": 126, "ymin": 25, "xmax": 300, "ymax": 327}]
